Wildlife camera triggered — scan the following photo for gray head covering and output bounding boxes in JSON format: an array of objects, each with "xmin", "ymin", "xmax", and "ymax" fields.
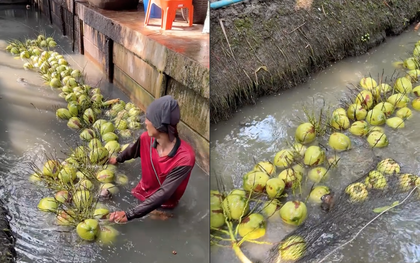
[{"xmin": 146, "ymin": 95, "xmax": 180, "ymax": 142}]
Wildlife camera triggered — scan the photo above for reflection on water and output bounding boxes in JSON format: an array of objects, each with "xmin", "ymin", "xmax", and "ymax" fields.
[
  {"xmin": 0, "ymin": 5, "xmax": 208, "ymax": 263},
  {"xmin": 211, "ymin": 24, "xmax": 420, "ymax": 263}
]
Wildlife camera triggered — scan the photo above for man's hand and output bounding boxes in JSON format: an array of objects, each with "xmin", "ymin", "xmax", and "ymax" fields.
[
  {"xmin": 109, "ymin": 211, "xmax": 128, "ymax": 223},
  {"xmin": 108, "ymin": 157, "xmax": 118, "ymax": 165}
]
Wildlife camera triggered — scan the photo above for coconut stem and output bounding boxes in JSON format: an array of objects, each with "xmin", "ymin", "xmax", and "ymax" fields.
[{"xmin": 232, "ymin": 242, "xmax": 253, "ymax": 263}]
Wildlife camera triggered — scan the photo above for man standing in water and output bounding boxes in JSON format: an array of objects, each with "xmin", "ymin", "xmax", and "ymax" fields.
[{"xmin": 107, "ymin": 95, "xmax": 196, "ymax": 223}]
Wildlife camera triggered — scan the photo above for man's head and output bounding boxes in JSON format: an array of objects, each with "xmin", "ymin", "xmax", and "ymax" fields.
[{"xmin": 145, "ymin": 95, "xmax": 180, "ymax": 141}]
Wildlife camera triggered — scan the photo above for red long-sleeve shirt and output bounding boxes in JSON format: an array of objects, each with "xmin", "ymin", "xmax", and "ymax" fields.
[{"xmin": 116, "ymin": 132, "xmax": 195, "ymax": 220}]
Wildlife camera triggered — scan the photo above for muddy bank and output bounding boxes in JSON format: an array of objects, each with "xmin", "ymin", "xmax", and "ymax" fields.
[
  {"xmin": 0, "ymin": 200, "xmax": 15, "ymax": 263},
  {"xmin": 210, "ymin": 0, "xmax": 420, "ymax": 123}
]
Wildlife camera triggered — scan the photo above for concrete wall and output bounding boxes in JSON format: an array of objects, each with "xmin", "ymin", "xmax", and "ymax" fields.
[{"xmin": 36, "ymin": 0, "xmax": 209, "ymax": 174}]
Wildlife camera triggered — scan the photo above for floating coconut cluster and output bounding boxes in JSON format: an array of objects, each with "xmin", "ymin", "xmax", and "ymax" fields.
[
  {"xmin": 211, "ymin": 40, "xmax": 420, "ymax": 262},
  {"xmin": 5, "ymin": 35, "xmax": 144, "ymax": 244}
]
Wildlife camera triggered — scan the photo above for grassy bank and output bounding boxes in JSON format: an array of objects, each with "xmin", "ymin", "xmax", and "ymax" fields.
[{"xmin": 210, "ymin": 0, "xmax": 420, "ymax": 123}]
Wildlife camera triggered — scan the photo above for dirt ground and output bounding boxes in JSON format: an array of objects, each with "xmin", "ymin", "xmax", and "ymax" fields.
[{"xmin": 210, "ymin": 0, "xmax": 420, "ymax": 123}]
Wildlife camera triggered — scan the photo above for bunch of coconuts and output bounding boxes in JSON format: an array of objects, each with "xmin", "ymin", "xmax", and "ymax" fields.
[
  {"xmin": 210, "ymin": 39, "xmax": 420, "ymax": 262},
  {"xmin": 6, "ymin": 34, "xmax": 145, "ymax": 244}
]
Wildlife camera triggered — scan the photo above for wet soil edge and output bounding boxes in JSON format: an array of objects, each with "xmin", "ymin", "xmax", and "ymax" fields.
[
  {"xmin": 210, "ymin": 0, "xmax": 420, "ymax": 123},
  {"xmin": 0, "ymin": 199, "xmax": 16, "ymax": 263}
]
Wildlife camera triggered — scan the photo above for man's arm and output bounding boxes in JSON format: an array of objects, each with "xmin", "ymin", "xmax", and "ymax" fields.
[
  {"xmin": 116, "ymin": 137, "xmax": 141, "ymax": 163},
  {"xmin": 125, "ymin": 165, "xmax": 192, "ymax": 220}
]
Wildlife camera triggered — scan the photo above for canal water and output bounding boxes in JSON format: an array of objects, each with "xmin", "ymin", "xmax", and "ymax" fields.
[
  {"xmin": 210, "ymin": 24, "xmax": 420, "ymax": 262},
  {"xmin": 0, "ymin": 5, "xmax": 209, "ymax": 263}
]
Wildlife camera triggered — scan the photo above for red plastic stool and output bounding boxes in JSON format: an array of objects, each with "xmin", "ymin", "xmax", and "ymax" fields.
[{"xmin": 144, "ymin": 0, "xmax": 194, "ymax": 30}]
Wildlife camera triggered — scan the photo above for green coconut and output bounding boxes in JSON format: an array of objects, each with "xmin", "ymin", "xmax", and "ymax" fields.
[
  {"xmin": 56, "ymin": 108, "xmax": 72, "ymax": 120},
  {"xmin": 42, "ymin": 160, "xmax": 61, "ymax": 178},
  {"xmin": 261, "ymin": 199, "xmax": 282, "ymax": 218},
  {"xmin": 128, "ymin": 121, "xmax": 141, "ymax": 130},
  {"xmin": 93, "ymin": 119, "xmax": 107, "ymax": 131},
  {"xmin": 365, "ymin": 170, "xmax": 387, "ymax": 190},
  {"xmin": 386, "ymin": 117, "xmax": 405, "ymax": 129},
  {"xmin": 115, "ymin": 174, "xmax": 129, "ymax": 186},
  {"xmin": 278, "ymin": 168, "xmax": 303, "ymax": 189},
  {"xmin": 349, "ymin": 120, "xmax": 369, "ymax": 136},
  {"xmin": 273, "ymin": 149, "xmax": 295, "ymax": 168},
  {"xmin": 367, "ymin": 131, "xmax": 388, "ymax": 148},
  {"xmin": 403, "ymin": 57, "xmax": 418, "ymax": 70},
  {"xmin": 56, "ymin": 210, "xmax": 76, "ymax": 226},
  {"xmin": 308, "ymin": 167, "xmax": 328, "ymax": 183},
  {"xmin": 330, "ymin": 114, "xmax": 350, "ymax": 130},
  {"xmin": 328, "ymin": 132, "xmax": 351, "ymax": 151},
  {"xmin": 332, "ymin": 108, "xmax": 347, "ymax": 117},
  {"xmin": 100, "ymin": 122, "xmax": 115, "ymax": 136},
  {"xmin": 279, "ymin": 235, "xmax": 306, "ymax": 261},
  {"xmin": 279, "ymin": 201, "xmax": 307, "ymax": 226},
  {"xmin": 303, "ymin": 146, "xmax": 325, "ymax": 166},
  {"xmin": 377, "ymin": 158, "xmax": 400, "ymax": 175},
  {"xmin": 394, "ymin": 77, "xmax": 413, "ymax": 94},
  {"xmin": 73, "ymin": 190, "xmax": 92, "ymax": 209},
  {"xmin": 345, "ymin": 183, "xmax": 368, "ymax": 202},
  {"xmin": 104, "ymin": 141, "xmax": 121, "ymax": 155},
  {"xmin": 229, "ymin": 189, "xmax": 246, "ymax": 197},
  {"xmin": 265, "ymin": 178, "xmax": 285, "ymax": 199},
  {"xmin": 38, "ymin": 197, "xmax": 58, "ymax": 212},
  {"xmin": 295, "ymin": 122, "xmax": 316, "ymax": 144},
  {"xmin": 89, "ymin": 147, "xmax": 109, "ymax": 165},
  {"xmin": 55, "ymin": 190, "xmax": 69, "ymax": 203},
  {"xmin": 243, "ymin": 171, "xmax": 270, "ymax": 192},
  {"xmin": 293, "ymin": 143, "xmax": 307, "ymax": 156},
  {"xmin": 387, "ymin": 93, "xmax": 410, "ymax": 108},
  {"xmin": 210, "ymin": 205, "xmax": 225, "ymax": 228},
  {"xmin": 291, "ymin": 163, "xmax": 306, "ymax": 175},
  {"xmin": 308, "ymin": 185, "xmax": 330, "ymax": 204},
  {"xmin": 58, "ymin": 165, "xmax": 76, "ymax": 184},
  {"xmin": 360, "ymin": 77, "xmax": 377, "ymax": 90},
  {"xmin": 347, "ymin": 103, "xmax": 367, "ymax": 121},
  {"xmin": 413, "ymin": 86, "xmax": 420, "ymax": 97},
  {"xmin": 210, "ymin": 190, "xmax": 223, "ymax": 207},
  {"xmin": 76, "ymin": 219, "xmax": 99, "ymax": 241},
  {"xmin": 369, "ymin": 126, "xmax": 384, "ymax": 134},
  {"xmin": 82, "ymin": 108, "xmax": 96, "ymax": 125},
  {"xmin": 97, "ymin": 225, "xmax": 119, "ymax": 245},
  {"xmin": 115, "ymin": 119, "xmax": 128, "ymax": 130},
  {"xmin": 238, "ymin": 213, "xmax": 266, "ymax": 240},
  {"xmin": 128, "ymin": 107, "xmax": 141, "ymax": 117},
  {"xmin": 399, "ymin": 174, "xmax": 418, "ymax": 191},
  {"xmin": 366, "ymin": 109, "xmax": 386, "ymax": 126},
  {"xmin": 67, "ymin": 117, "xmax": 83, "ymax": 129},
  {"xmin": 96, "ymin": 169, "xmax": 115, "ymax": 183},
  {"xmin": 413, "ymin": 45, "xmax": 420, "ymax": 57},
  {"xmin": 222, "ymin": 194, "xmax": 249, "ymax": 220},
  {"xmin": 253, "ymin": 161, "xmax": 276, "ymax": 176},
  {"xmin": 78, "ymin": 179, "xmax": 94, "ymax": 190},
  {"xmin": 407, "ymin": 69, "xmax": 420, "ymax": 82},
  {"xmin": 72, "ymin": 146, "xmax": 88, "ymax": 160},
  {"xmin": 100, "ymin": 183, "xmax": 119, "ymax": 196},
  {"xmin": 93, "ymin": 208, "xmax": 110, "ymax": 219},
  {"xmin": 412, "ymin": 97, "xmax": 420, "ymax": 111},
  {"xmin": 355, "ymin": 90, "xmax": 374, "ymax": 109},
  {"xmin": 102, "ymin": 132, "xmax": 119, "ymax": 143},
  {"xmin": 88, "ymin": 138, "xmax": 102, "ymax": 150},
  {"xmin": 373, "ymin": 102, "xmax": 394, "ymax": 117},
  {"xmin": 395, "ymin": 107, "xmax": 412, "ymax": 120},
  {"xmin": 79, "ymin": 128, "xmax": 96, "ymax": 141},
  {"xmin": 67, "ymin": 101, "xmax": 79, "ymax": 117},
  {"xmin": 119, "ymin": 129, "xmax": 133, "ymax": 138}
]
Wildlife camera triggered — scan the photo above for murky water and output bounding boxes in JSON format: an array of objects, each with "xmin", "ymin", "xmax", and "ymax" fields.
[
  {"xmin": 0, "ymin": 5, "xmax": 209, "ymax": 263},
  {"xmin": 211, "ymin": 25, "xmax": 420, "ymax": 262}
]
